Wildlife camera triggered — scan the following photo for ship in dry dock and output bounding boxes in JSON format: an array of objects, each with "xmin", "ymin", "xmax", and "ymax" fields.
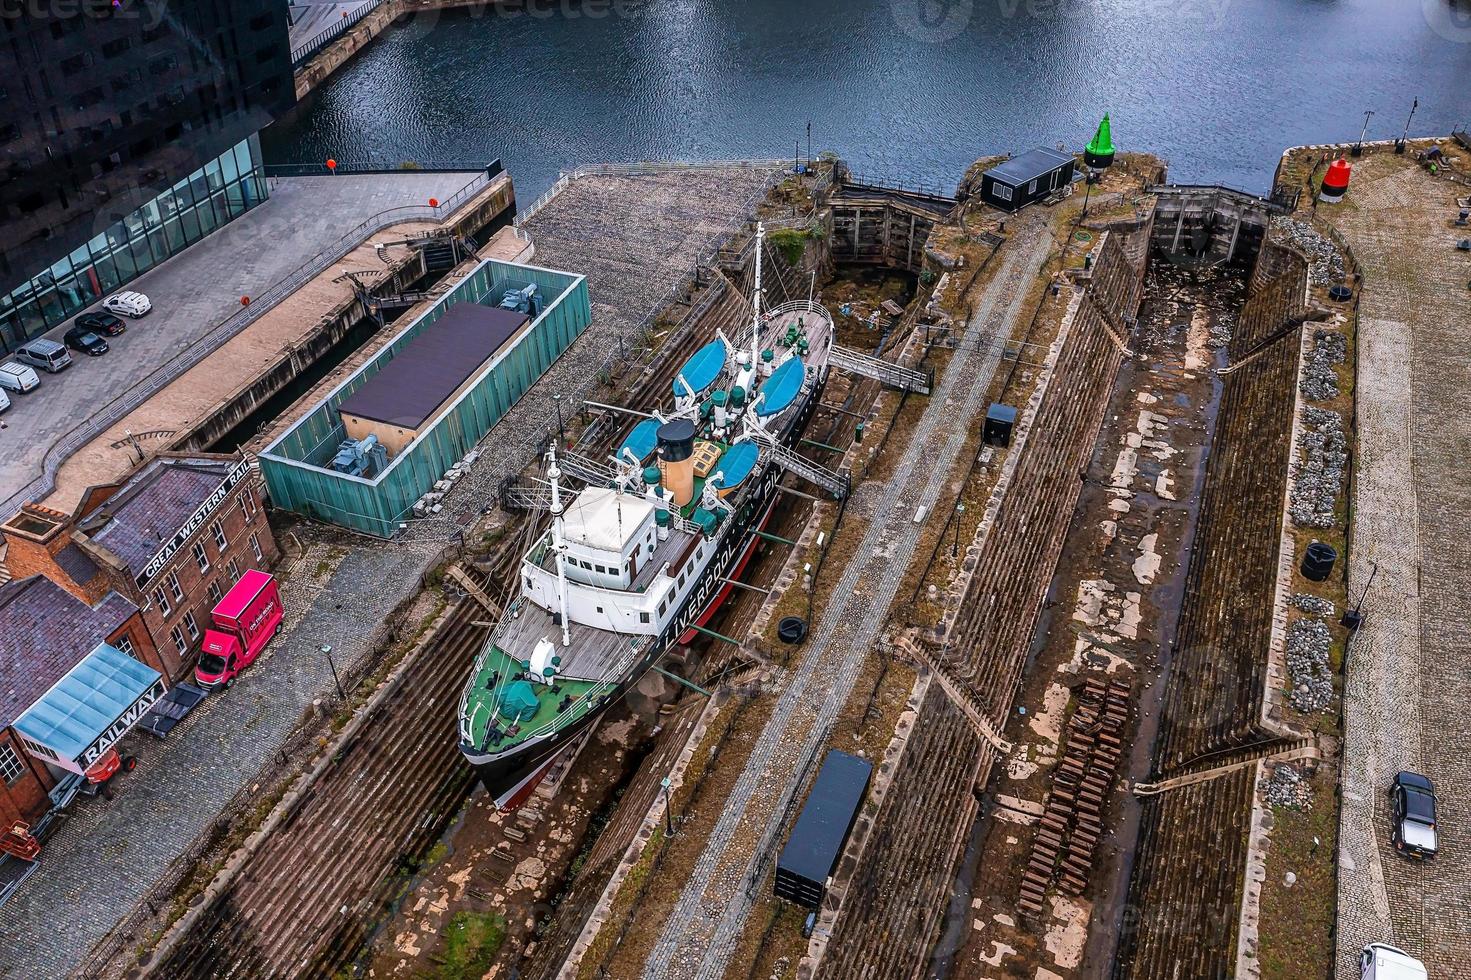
[{"xmin": 457, "ymin": 225, "xmax": 837, "ymax": 809}]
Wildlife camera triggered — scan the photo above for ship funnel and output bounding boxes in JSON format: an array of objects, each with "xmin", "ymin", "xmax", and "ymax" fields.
[{"xmin": 656, "ymin": 418, "xmax": 697, "ymax": 508}]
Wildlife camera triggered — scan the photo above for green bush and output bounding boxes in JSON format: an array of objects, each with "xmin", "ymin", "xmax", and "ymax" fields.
[{"xmin": 768, "ymin": 228, "xmax": 811, "ymax": 266}]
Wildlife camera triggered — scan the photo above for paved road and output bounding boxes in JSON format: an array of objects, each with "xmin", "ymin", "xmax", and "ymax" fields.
[
  {"xmin": 0, "ymin": 172, "xmax": 476, "ymax": 512},
  {"xmin": 643, "ymin": 216, "xmax": 1053, "ymax": 980},
  {"xmin": 1331, "ymin": 158, "xmax": 1471, "ymax": 978}
]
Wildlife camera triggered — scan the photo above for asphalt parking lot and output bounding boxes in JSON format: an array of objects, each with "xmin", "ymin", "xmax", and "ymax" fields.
[{"xmin": 0, "ymin": 171, "xmax": 477, "ymax": 512}]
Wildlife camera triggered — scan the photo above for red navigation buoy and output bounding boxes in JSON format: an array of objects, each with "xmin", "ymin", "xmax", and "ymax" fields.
[
  {"xmin": 1320, "ymin": 158, "xmax": 1351, "ymax": 204},
  {"xmin": 241, "ymin": 295, "xmax": 251, "ymax": 307},
  {"xmin": 429, "ymin": 197, "xmax": 439, "ymax": 208},
  {"xmin": 326, "ymin": 158, "xmax": 338, "ymax": 173}
]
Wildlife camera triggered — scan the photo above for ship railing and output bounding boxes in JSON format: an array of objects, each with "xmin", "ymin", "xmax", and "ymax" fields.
[
  {"xmin": 457, "ymin": 596, "xmax": 524, "ymax": 746},
  {"xmin": 465, "ymin": 637, "xmax": 649, "ymax": 752},
  {"xmin": 764, "ymin": 298, "xmax": 832, "ymax": 320}
]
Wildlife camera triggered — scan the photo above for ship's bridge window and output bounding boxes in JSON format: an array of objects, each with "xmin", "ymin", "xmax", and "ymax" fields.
[
  {"xmin": 640, "ymin": 612, "xmax": 651, "ymax": 624},
  {"xmin": 659, "ymin": 599, "xmax": 668, "ymax": 616},
  {"xmin": 596, "ymin": 564, "xmax": 607, "ymax": 574}
]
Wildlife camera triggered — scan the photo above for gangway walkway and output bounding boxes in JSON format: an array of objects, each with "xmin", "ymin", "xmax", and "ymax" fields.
[
  {"xmin": 828, "ymin": 344, "xmax": 933, "ymax": 394},
  {"xmin": 746, "ymin": 426, "xmax": 850, "ymax": 500}
]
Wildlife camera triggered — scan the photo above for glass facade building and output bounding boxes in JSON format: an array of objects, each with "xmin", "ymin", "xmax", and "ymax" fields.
[
  {"xmin": 0, "ymin": 0, "xmax": 293, "ymax": 353},
  {"xmin": 0, "ymin": 137, "xmax": 269, "ymax": 353}
]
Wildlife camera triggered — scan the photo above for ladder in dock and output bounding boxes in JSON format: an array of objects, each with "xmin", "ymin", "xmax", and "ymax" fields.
[
  {"xmin": 747, "ymin": 427, "xmax": 850, "ymax": 500},
  {"xmin": 829, "ymin": 344, "xmax": 932, "ymax": 394}
]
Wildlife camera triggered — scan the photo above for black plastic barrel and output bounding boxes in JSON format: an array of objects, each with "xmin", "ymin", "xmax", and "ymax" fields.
[
  {"xmin": 778, "ymin": 617, "xmax": 809, "ymax": 645},
  {"xmin": 1301, "ymin": 541, "xmax": 1337, "ymax": 582}
]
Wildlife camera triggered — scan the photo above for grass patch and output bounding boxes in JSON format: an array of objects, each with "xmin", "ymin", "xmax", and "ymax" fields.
[
  {"xmin": 428, "ymin": 910, "xmax": 507, "ymax": 980},
  {"xmin": 1255, "ymin": 765, "xmax": 1339, "ymax": 980}
]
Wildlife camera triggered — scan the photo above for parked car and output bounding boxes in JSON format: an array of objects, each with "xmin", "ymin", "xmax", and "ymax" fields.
[
  {"xmin": 1390, "ymin": 771, "xmax": 1438, "ymax": 859},
  {"xmin": 195, "ymin": 571, "xmax": 284, "ymax": 690},
  {"xmin": 0, "ymin": 388, "xmax": 10, "ymax": 414},
  {"xmin": 63, "ymin": 326, "xmax": 109, "ymax": 356},
  {"xmin": 0, "ymin": 361, "xmax": 40, "ymax": 392},
  {"xmin": 15, "ymin": 338, "xmax": 72, "ymax": 373},
  {"xmin": 1360, "ymin": 942, "xmax": 1428, "ymax": 980},
  {"xmin": 102, "ymin": 290, "xmax": 151, "ymax": 317},
  {"xmin": 75, "ymin": 310, "xmax": 127, "ymax": 336}
]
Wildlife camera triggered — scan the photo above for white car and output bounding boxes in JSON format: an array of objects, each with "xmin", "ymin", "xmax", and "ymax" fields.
[
  {"xmin": 102, "ymin": 291, "xmax": 152, "ymax": 318},
  {"xmin": 0, "ymin": 361, "xmax": 40, "ymax": 393},
  {"xmin": 1361, "ymin": 943, "xmax": 1427, "ymax": 980}
]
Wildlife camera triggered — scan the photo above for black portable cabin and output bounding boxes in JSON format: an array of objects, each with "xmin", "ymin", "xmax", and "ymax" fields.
[
  {"xmin": 774, "ymin": 750, "xmax": 872, "ymax": 909},
  {"xmin": 979, "ymin": 147, "xmax": 1077, "ymax": 212}
]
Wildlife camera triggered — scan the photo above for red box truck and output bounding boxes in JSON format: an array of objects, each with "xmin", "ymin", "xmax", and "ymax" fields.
[{"xmin": 195, "ymin": 570, "xmax": 283, "ymax": 689}]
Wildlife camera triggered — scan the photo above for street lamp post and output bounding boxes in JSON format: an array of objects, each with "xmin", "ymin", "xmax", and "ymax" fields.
[
  {"xmin": 660, "ymin": 776, "xmax": 676, "ymax": 838},
  {"xmin": 320, "ymin": 644, "xmax": 345, "ymax": 700},
  {"xmin": 553, "ymin": 393, "xmax": 566, "ymax": 446}
]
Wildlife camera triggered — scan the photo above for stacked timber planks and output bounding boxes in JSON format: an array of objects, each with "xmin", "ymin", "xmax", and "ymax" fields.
[{"xmin": 1019, "ymin": 678, "xmax": 1131, "ymax": 914}]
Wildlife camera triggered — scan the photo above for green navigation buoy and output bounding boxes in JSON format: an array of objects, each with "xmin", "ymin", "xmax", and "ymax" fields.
[{"xmin": 1085, "ymin": 114, "xmax": 1115, "ymax": 171}]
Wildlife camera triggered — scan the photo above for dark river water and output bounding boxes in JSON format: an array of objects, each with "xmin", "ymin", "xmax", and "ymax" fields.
[{"xmin": 267, "ymin": 0, "xmax": 1471, "ymax": 197}]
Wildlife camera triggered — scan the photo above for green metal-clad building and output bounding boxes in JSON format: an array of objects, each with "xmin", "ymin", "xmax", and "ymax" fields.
[{"xmin": 258, "ymin": 258, "xmax": 590, "ymax": 537}]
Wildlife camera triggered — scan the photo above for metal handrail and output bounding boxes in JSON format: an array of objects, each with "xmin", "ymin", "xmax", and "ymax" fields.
[
  {"xmin": 264, "ymin": 160, "xmax": 502, "ymax": 179},
  {"xmin": 0, "ymin": 168, "xmax": 499, "ymax": 520},
  {"xmin": 291, "ymin": 0, "xmax": 390, "ymax": 66}
]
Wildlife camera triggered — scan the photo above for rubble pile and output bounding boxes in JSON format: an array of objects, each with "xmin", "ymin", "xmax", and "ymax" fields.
[
  {"xmin": 1300, "ymin": 328, "xmax": 1347, "ymax": 401},
  {"xmin": 1290, "ymin": 407, "xmax": 1348, "ymax": 529},
  {"xmin": 1271, "ymin": 216, "xmax": 1345, "ymax": 285},
  {"xmin": 1264, "ymin": 763, "xmax": 1314, "ymax": 811},
  {"xmin": 1209, "ymin": 309, "xmax": 1236, "ymax": 349},
  {"xmin": 1285, "ymin": 618, "xmax": 1334, "ymax": 712},
  {"xmin": 1291, "ymin": 593, "xmax": 1335, "ymax": 617}
]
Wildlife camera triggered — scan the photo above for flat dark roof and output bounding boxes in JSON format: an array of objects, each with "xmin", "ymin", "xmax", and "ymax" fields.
[
  {"xmin": 777, "ymin": 750, "xmax": 872, "ymax": 884},
  {"xmin": 986, "ymin": 147, "xmax": 1076, "ymax": 187},
  {"xmin": 339, "ymin": 302, "xmax": 529, "ymax": 430}
]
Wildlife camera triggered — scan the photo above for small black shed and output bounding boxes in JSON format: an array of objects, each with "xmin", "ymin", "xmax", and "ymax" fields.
[
  {"xmin": 980, "ymin": 147, "xmax": 1077, "ymax": 212},
  {"xmin": 774, "ymin": 750, "xmax": 872, "ymax": 909}
]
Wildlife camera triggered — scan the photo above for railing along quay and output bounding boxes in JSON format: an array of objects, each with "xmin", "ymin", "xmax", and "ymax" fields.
[
  {"xmin": 0, "ymin": 166, "xmax": 500, "ymax": 520},
  {"xmin": 290, "ymin": 0, "xmax": 390, "ymax": 66}
]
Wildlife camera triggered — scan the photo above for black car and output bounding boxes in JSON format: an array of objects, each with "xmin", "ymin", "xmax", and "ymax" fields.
[
  {"xmin": 63, "ymin": 326, "xmax": 109, "ymax": 356},
  {"xmin": 1390, "ymin": 771, "xmax": 1438, "ymax": 859},
  {"xmin": 75, "ymin": 311, "xmax": 126, "ymax": 337}
]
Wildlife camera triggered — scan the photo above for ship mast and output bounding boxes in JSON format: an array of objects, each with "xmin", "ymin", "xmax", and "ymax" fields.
[
  {"xmin": 546, "ymin": 442, "xmax": 572, "ymax": 647},
  {"xmin": 751, "ymin": 221, "xmax": 764, "ymax": 369}
]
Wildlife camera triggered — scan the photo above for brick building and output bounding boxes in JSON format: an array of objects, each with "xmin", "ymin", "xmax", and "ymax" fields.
[
  {"xmin": 0, "ymin": 576, "xmax": 160, "ymax": 829},
  {"xmin": 1, "ymin": 453, "xmax": 279, "ymax": 682}
]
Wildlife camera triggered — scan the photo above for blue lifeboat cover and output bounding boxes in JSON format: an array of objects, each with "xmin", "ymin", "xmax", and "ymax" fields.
[
  {"xmin": 713, "ymin": 440, "xmax": 759, "ymax": 489},
  {"xmin": 674, "ymin": 339, "xmax": 727, "ymax": 398},
  {"xmin": 618, "ymin": 418, "xmax": 660, "ymax": 464},
  {"xmin": 756, "ymin": 357, "xmax": 804, "ymax": 417}
]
